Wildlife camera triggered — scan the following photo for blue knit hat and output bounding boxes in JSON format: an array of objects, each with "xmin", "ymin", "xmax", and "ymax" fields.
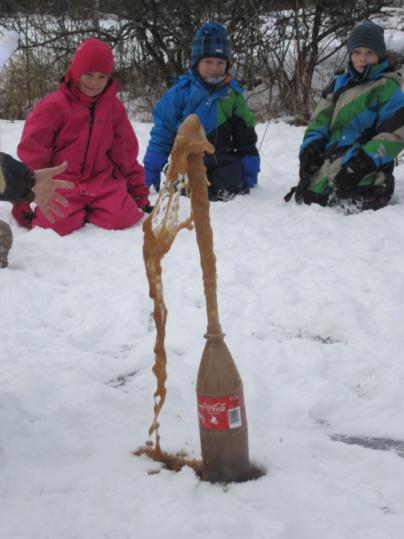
[
  {"xmin": 347, "ymin": 20, "xmax": 386, "ymax": 60},
  {"xmin": 190, "ymin": 22, "xmax": 230, "ymax": 69}
]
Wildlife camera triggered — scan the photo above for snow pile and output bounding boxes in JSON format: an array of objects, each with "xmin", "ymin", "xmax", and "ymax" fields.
[{"xmin": 1, "ymin": 119, "xmax": 404, "ymax": 538}]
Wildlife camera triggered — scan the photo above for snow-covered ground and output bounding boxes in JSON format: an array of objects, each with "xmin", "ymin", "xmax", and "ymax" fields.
[{"xmin": 1, "ymin": 119, "xmax": 404, "ymax": 539}]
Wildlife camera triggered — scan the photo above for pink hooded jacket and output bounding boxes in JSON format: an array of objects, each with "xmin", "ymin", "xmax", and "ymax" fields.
[{"xmin": 17, "ymin": 78, "xmax": 149, "ymax": 210}]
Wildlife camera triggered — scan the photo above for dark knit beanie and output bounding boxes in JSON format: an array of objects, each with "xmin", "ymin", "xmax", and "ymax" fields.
[
  {"xmin": 190, "ymin": 22, "xmax": 230, "ymax": 69},
  {"xmin": 347, "ymin": 20, "xmax": 386, "ymax": 60},
  {"xmin": 69, "ymin": 38, "xmax": 114, "ymax": 83}
]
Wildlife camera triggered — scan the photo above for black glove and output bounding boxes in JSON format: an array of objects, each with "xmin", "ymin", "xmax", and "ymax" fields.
[
  {"xmin": 294, "ymin": 173, "xmax": 311, "ymax": 204},
  {"xmin": 300, "ymin": 139, "xmax": 326, "ymax": 177},
  {"xmin": 284, "ymin": 139, "xmax": 326, "ymax": 204},
  {"xmin": 142, "ymin": 204, "xmax": 154, "ymax": 214},
  {"xmin": 334, "ymin": 149, "xmax": 375, "ymax": 196}
]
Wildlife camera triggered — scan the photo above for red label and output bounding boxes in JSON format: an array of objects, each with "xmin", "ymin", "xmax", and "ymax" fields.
[{"xmin": 198, "ymin": 395, "xmax": 242, "ymax": 430}]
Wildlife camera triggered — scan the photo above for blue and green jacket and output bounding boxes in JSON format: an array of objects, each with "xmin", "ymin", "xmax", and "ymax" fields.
[
  {"xmin": 301, "ymin": 60, "xmax": 404, "ymax": 170},
  {"xmin": 144, "ymin": 70, "xmax": 260, "ymax": 190}
]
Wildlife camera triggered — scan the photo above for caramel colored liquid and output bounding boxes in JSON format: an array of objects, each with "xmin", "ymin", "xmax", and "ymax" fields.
[
  {"xmin": 186, "ymin": 141, "xmax": 251, "ymax": 482},
  {"xmin": 141, "ymin": 115, "xmax": 252, "ymax": 482},
  {"xmin": 142, "ymin": 115, "xmax": 214, "ymax": 452},
  {"xmin": 143, "ymin": 187, "xmax": 193, "ymax": 451}
]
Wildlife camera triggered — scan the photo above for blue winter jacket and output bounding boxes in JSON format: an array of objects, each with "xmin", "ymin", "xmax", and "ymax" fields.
[{"xmin": 144, "ymin": 70, "xmax": 260, "ymax": 190}]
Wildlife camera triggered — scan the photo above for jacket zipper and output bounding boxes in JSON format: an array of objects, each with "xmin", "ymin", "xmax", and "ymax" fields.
[{"xmin": 80, "ymin": 104, "xmax": 95, "ymax": 174}]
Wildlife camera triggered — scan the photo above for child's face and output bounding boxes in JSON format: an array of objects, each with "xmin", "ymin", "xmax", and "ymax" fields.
[
  {"xmin": 351, "ymin": 47, "xmax": 379, "ymax": 73},
  {"xmin": 197, "ymin": 57, "xmax": 227, "ymax": 81},
  {"xmin": 77, "ymin": 72, "xmax": 109, "ymax": 96}
]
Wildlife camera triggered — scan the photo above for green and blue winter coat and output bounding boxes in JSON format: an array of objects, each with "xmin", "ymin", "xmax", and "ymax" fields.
[
  {"xmin": 144, "ymin": 70, "xmax": 260, "ymax": 190},
  {"xmin": 301, "ymin": 60, "xmax": 404, "ymax": 194}
]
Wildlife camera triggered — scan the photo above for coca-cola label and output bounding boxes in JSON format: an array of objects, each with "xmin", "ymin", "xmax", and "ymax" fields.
[{"xmin": 198, "ymin": 395, "xmax": 242, "ymax": 430}]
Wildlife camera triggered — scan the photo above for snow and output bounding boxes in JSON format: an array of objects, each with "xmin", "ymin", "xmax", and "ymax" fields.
[{"xmin": 1, "ymin": 118, "xmax": 404, "ymax": 539}]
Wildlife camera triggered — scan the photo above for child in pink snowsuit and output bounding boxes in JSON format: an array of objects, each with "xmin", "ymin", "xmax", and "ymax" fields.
[{"xmin": 13, "ymin": 38, "xmax": 150, "ymax": 236}]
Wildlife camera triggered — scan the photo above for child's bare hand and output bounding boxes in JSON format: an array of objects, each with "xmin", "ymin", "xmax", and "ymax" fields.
[{"xmin": 32, "ymin": 161, "xmax": 73, "ymax": 223}]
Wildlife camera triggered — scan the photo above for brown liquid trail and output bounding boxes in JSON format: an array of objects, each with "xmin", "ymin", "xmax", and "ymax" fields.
[
  {"xmin": 142, "ymin": 116, "xmax": 254, "ymax": 483},
  {"xmin": 133, "ymin": 445, "xmax": 203, "ymax": 477},
  {"xmin": 143, "ymin": 190, "xmax": 193, "ymax": 451},
  {"xmin": 187, "ymin": 146, "xmax": 220, "ymax": 336},
  {"xmin": 133, "ymin": 444, "xmax": 265, "ymax": 481},
  {"xmin": 142, "ymin": 115, "xmax": 214, "ymax": 452}
]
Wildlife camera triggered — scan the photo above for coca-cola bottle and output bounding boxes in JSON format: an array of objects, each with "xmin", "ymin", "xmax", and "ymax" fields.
[
  {"xmin": 196, "ymin": 331, "xmax": 250, "ymax": 482},
  {"xmin": 182, "ymin": 116, "xmax": 250, "ymax": 483}
]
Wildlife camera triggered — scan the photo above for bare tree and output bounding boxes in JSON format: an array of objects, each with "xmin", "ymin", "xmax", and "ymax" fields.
[
  {"xmin": 0, "ymin": 0, "xmax": 395, "ymax": 121},
  {"xmin": 256, "ymin": 0, "xmax": 393, "ymax": 121}
]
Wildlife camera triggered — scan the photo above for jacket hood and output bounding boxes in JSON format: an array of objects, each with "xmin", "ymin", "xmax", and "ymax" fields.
[{"xmin": 66, "ymin": 38, "xmax": 114, "ymax": 84}]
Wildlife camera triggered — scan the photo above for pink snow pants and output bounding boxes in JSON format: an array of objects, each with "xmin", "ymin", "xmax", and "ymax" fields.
[{"xmin": 33, "ymin": 179, "xmax": 144, "ymax": 236}]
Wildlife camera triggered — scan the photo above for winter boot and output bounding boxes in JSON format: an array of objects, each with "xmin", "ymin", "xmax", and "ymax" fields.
[{"xmin": 0, "ymin": 220, "xmax": 13, "ymax": 268}]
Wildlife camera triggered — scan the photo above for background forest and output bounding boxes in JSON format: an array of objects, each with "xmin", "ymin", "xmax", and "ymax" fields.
[{"xmin": 0, "ymin": 0, "xmax": 403, "ymax": 122}]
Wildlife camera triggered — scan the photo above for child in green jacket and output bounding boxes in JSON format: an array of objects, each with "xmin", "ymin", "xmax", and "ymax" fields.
[{"xmin": 290, "ymin": 20, "xmax": 404, "ymax": 211}]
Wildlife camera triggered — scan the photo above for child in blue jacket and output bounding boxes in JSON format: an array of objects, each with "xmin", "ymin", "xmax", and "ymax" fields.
[{"xmin": 144, "ymin": 22, "xmax": 260, "ymax": 201}]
